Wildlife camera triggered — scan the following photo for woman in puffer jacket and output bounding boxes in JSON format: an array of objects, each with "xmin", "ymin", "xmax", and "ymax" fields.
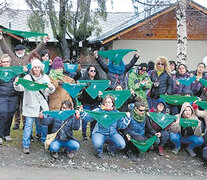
[{"xmin": 169, "ymin": 102, "xmax": 204, "ymax": 157}]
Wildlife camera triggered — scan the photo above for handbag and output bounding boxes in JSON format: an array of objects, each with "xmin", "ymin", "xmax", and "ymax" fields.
[{"xmin": 44, "ymin": 119, "xmax": 69, "ymax": 150}]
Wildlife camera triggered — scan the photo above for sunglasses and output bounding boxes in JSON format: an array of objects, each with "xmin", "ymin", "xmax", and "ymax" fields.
[
  {"xmin": 138, "ymin": 109, "xmax": 145, "ymax": 112},
  {"xmin": 89, "ymin": 70, "xmax": 96, "ymax": 72},
  {"xmin": 158, "ymin": 63, "xmax": 164, "ymax": 66}
]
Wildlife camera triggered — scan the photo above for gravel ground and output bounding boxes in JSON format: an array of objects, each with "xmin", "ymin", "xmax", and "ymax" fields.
[{"xmin": 0, "ymin": 133, "xmax": 207, "ymax": 178}]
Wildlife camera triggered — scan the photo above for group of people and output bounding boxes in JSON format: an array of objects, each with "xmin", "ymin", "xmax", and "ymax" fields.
[{"xmin": 0, "ymin": 32, "xmax": 207, "ymax": 163}]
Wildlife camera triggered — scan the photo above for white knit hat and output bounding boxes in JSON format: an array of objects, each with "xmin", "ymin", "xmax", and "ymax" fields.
[{"xmin": 31, "ymin": 59, "xmax": 44, "ymax": 69}]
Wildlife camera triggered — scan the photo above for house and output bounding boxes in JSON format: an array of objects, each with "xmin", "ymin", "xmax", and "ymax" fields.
[{"xmin": 89, "ymin": 0, "xmax": 207, "ymax": 70}]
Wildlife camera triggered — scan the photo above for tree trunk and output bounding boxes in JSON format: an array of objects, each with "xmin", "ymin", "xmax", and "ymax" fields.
[{"xmin": 176, "ymin": 0, "xmax": 187, "ymax": 65}]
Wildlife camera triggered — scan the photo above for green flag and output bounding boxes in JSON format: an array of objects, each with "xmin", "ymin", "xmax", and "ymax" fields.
[
  {"xmin": 199, "ymin": 78, "xmax": 207, "ymax": 87},
  {"xmin": 17, "ymin": 78, "xmax": 48, "ymax": 91},
  {"xmin": 178, "ymin": 76, "xmax": 196, "ymax": 86},
  {"xmin": 131, "ymin": 136, "xmax": 158, "ymax": 153},
  {"xmin": 101, "ymin": 90, "xmax": 131, "ymax": 109},
  {"xmin": 179, "ymin": 118, "xmax": 198, "ymax": 129},
  {"xmin": 64, "ymin": 63, "xmax": 78, "ymax": 73},
  {"xmin": 0, "ymin": 66, "xmax": 24, "ymax": 82},
  {"xmin": 196, "ymin": 101, "xmax": 207, "ymax": 110},
  {"xmin": 78, "ymin": 80, "xmax": 110, "ymax": 99},
  {"xmin": 43, "ymin": 110, "xmax": 76, "ymax": 121},
  {"xmin": 84, "ymin": 109, "xmax": 126, "ymax": 128},
  {"xmin": 62, "ymin": 83, "xmax": 87, "ymax": 98},
  {"xmin": 160, "ymin": 95, "xmax": 199, "ymax": 105},
  {"xmin": 98, "ymin": 49, "xmax": 137, "ymax": 65},
  {"xmin": 149, "ymin": 112, "xmax": 177, "ymax": 129},
  {"xmin": 27, "ymin": 60, "xmax": 49, "ymax": 74},
  {"xmin": 3, "ymin": 29, "xmax": 48, "ymax": 38}
]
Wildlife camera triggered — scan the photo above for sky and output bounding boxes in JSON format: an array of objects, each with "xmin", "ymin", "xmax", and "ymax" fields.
[{"xmin": 7, "ymin": 0, "xmax": 207, "ymax": 12}]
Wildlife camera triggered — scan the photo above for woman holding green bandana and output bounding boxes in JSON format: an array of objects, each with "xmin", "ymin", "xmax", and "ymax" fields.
[
  {"xmin": 49, "ymin": 56, "xmax": 75, "ymax": 111},
  {"xmin": 0, "ymin": 54, "xmax": 19, "ymax": 145}
]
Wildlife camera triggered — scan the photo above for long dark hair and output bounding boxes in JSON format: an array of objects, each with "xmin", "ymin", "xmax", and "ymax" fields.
[{"xmin": 83, "ymin": 65, "xmax": 100, "ymax": 80}]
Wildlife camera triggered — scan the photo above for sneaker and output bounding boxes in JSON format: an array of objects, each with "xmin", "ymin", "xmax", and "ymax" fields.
[
  {"xmin": 172, "ymin": 147, "xmax": 181, "ymax": 155},
  {"xmin": 96, "ymin": 153, "xmax": 103, "ymax": 158},
  {"xmin": 13, "ymin": 124, "xmax": 19, "ymax": 130},
  {"xmin": 157, "ymin": 146, "xmax": 164, "ymax": 156},
  {"xmin": 0, "ymin": 138, "xmax": 3, "ymax": 145},
  {"xmin": 108, "ymin": 151, "xmax": 115, "ymax": 157},
  {"xmin": 23, "ymin": 148, "xmax": 30, "ymax": 154},
  {"xmin": 67, "ymin": 152, "xmax": 74, "ymax": 159},
  {"xmin": 51, "ymin": 152, "xmax": 59, "ymax": 159},
  {"xmin": 4, "ymin": 136, "xmax": 12, "ymax": 142},
  {"xmin": 186, "ymin": 147, "xmax": 197, "ymax": 157},
  {"xmin": 30, "ymin": 135, "xmax": 34, "ymax": 142}
]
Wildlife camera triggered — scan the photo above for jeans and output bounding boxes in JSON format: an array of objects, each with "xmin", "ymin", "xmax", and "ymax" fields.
[
  {"xmin": 82, "ymin": 105, "xmax": 97, "ymax": 137},
  {"xmin": 23, "ymin": 117, "xmax": 47, "ymax": 148},
  {"xmin": 92, "ymin": 132, "xmax": 126, "ymax": 155},
  {"xmin": 170, "ymin": 133, "xmax": 204, "ymax": 150},
  {"xmin": 49, "ymin": 139, "xmax": 80, "ymax": 152}
]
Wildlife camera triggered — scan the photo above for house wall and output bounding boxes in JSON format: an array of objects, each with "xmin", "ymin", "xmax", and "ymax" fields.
[{"xmin": 112, "ymin": 39, "xmax": 207, "ymax": 70}]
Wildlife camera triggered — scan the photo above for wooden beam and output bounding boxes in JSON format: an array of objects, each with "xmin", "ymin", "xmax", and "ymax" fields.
[
  {"xmin": 188, "ymin": 1, "xmax": 207, "ymax": 15},
  {"xmin": 4, "ymin": 32, "xmax": 23, "ymax": 41},
  {"xmin": 102, "ymin": 6, "xmax": 176, "ymax": 45}
]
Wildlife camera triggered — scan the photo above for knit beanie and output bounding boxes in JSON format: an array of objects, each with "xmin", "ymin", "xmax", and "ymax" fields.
[
  {"xmin": 138, "ymin": 63, "xmax": 148, "ymax": 71},
  {"xmin": 52, "ymin": 56, "xmax": 63, "ymax": 69},
  {"xmin": 31, "ymin": 59, "xmax": 43, "ymax": 69}
]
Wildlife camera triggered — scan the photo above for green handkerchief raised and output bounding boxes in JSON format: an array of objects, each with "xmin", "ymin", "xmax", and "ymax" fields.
[
  {"xmin": 149, "ymin": 112, "xmax": 177, "ymax": 129},
  {"xmin": 0, "ymin": 66, "xmax": 24, "ymax": 82},
  {"xmin": 196, "ymin": 101, "xmax": 207, "ymax": 110},
  {"xmin": 199, "ymin": 78, "xmax": 207, "ymax": 87},
  {"xmin": 98, "ymin": 49, "xmax": 137, "ymax": 65},
  {"xmin": 101, "ymin": 90, "xmax": 131, "ymax": 109},
  {"xmin": 43, "ymin": 110, "xmax": 76, "ymax": 121},
  {"xmin": 62, "ymin": 83, "xmax": 87, "ymax": 98},
  {"xmin": 84, "ymin": 109, "xmax": 126, "ymax": 128},
  {"xmin": 160, "ymin": 95, "xmax": 199, "ymax": 105},
  {"xmin": 131, "ymin": 136, "xmax": 158, "ymax": 153},
  {"xmin": 17, "ymin": 78, "xmax": 48, "ymax": 91},
  {"xmin": 178, "ymin": 76, "xmax": 196, "ymax": 86},
  {"xmin": 179, "ymin": 118, "xmax": 198, "ymax": 129}
]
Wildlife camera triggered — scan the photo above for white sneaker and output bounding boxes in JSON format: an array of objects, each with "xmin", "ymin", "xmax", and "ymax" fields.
[
  {"xmin": 0, "ymin": 138, "xmax": 3, "ymax": 145},
  {"xmin": 4, "ymin": 136, "xmax": 12, "ymax": 142}
]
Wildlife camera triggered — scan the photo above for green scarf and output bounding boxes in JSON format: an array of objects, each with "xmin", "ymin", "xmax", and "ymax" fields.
[
  {"xmin": 49, "ymin": 69, "xmax": 63, "ymax": 80},
  {"xmin": 132, "ymin": 109, "xmax": 145, "ymax": 122}
]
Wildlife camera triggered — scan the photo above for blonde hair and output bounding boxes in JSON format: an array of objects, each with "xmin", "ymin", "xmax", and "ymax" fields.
[
  {"xmin": 0, "ymin": 54, "xmax": 11, "ymax": 62},
  {"xmin": 155, "ymin": 56, "xmax": 171, "ymax": 75}
]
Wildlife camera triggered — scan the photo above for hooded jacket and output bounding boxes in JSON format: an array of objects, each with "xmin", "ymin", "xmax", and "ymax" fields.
[{"xmin": 169, "ymin": 102, "xmax": 202, "ymax": 137}]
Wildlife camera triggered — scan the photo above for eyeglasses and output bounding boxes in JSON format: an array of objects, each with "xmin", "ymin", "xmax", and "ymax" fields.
[
  {"xmin": 157, "ymin": 63, "xmax": 164, "ymax": 66},
  {"xmin": 89, "ymin": 70, "xmax": 96, "ymax": 72}
]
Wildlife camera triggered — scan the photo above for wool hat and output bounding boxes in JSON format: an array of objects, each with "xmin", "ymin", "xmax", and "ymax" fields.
[
  {"xmin": 138, "ymin": 63, "xmax": 148, "ymax": 71},
  {"xmin": 14, "ymin": 44, "xmax": 25, "ymax": 51},
  {"xmin": 52, "ymin": 56, "xmax": 63, "ymax": 69},
  {"xmin": 31, "ymin": 59, "xmax": 43, "ymax": 69},
  {"xmin": 156, "ymin": 98, "xmax": 167, "ymax": 109}
]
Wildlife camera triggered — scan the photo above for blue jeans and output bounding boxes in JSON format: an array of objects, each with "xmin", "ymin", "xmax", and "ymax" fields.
[
  {"xmin": 82, "ymin": 105, "xmax": 97, "ymax": 137},
  {"xmin": 23, "ymin": 117, "xmax": 47, "ymax": 148},
  {"xmin": 170, "ymin": 133, "xmax": 204, "ymax": 150},
  {"xmin": 49, "ymin": 139, "xmax": 80, "ymax": 152},
  {"xmin": 92, "ymin": 132, "xmax": 126, "ymax": 155}
]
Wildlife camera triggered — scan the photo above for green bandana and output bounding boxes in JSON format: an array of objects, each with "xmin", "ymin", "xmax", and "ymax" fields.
[
  {"xmin": 131, "ymin": 136, "xmax": 158, "ymax": 153},
  {"xmin": 179, "ymin": 118, "xmax": 198, "ymax": 129},
  {"xmin": 64, "ymin": 63, "xmax": 78, "ymax": 73},
  {"xmin": 196, "ymin": 101, "xmax": 207, "ymax": 110},
  {"xmin": 0, "ymin": 66, "xmax": 24, "ymax": 82},
  {"xmin": 199, "ymin": 78, "xmax": 207, "ymax": 87},
  {"xmin": 3, "ymin": 28, "xmax": 48, "ymax": 38},
  {"xmin": 17, "ymin": 78, "xmax": 48, "ymax": 91},
  {"xmin": 62, "ymin": 83, "xmax": 87, "ymax": 98},
  {"xmin": 149, "ymin": 112, "xmax": 177, "ymax": 129},
  {"xmin": 160, "ymin": 95, "xmax": 199, "ymax": 105},
  {"xmin": 101, "ymin": 90, "xmax": 131, "ymax": 109},
  {"xmin": 132, "ymin": 109, "xmax": 145, "ymax": 122},
  {"xmin": 78, "ymin": 80, "xmax": 110, "ymax": 99},
  {"xmin": 43, "ymin": 110, "xmax": 76, "ymax": 121},
  {"xmin": 178, "ymin": 76, "xmax": 196, "ymax": 86},
  {"xmin": 98, "ymin": 49, "xmax": 137, "ymax": 65},
  {"xmin": 49, "ymin": 69, "xmax": 63, "ymax": 80},
  {"xmin": 84, "ymin": 109, "xmax": 127, "ymax": 128}
]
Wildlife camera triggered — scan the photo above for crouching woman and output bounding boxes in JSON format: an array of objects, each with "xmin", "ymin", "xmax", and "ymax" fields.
[
  {"xmin": 169, "ymin": 102, "xmax": 204, "ymax": 156},
  {"xmin": 40, "ymin": 100, "xmax": 80, "ymax": 159},
  {"xmin": 81, "ymin": 95, "xmax": 131, "ymax": 158}
]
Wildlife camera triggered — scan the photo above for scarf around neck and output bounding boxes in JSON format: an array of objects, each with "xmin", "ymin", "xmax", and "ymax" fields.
[
  {"xmin": 132, "ymin": 109, "xmax": 145, "ymax": 122},
  {"xmin": 108, "ymin": 60, "xmax": 125, "ymax": 75},
  {"xmin": 49, "ymin": 69, "xmax": 63, "ymax": 80}
]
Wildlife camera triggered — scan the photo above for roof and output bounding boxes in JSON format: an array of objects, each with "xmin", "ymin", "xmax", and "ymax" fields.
[{"xmin": 89, "ymin": 0, "xmax": 207, "ymax": 45}]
